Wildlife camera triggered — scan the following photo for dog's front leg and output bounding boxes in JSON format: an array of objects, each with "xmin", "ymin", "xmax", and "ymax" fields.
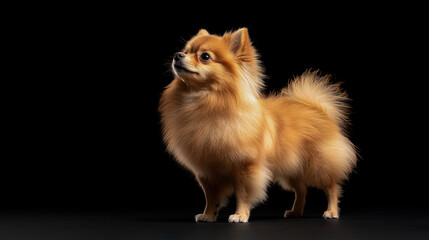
[{"xmin": 228, "ymin": 163, "xmax": 269, "ymax": 223}]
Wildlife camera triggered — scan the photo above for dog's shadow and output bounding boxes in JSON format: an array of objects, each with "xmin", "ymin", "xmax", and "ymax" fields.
[
  {"xmin": 131, "ymin": 213, "xmax": 324, "ymax": 223},
  {"xmin": 131, "ymin": 215, "xmax": 193, "ymax": 223}
]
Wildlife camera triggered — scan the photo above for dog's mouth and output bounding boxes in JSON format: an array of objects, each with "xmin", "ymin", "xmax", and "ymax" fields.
[{"xmin": 173, "ymin": 63, "xmax": 199, "ymax": 75}]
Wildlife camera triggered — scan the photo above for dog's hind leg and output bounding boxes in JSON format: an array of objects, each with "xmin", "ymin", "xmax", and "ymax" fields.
[{"xmin": 283, "ymin": 178, "xmax": 307, "ymax": 218}]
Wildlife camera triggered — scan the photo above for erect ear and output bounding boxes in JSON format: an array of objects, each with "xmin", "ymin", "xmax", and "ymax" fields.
[
  {"xmin": 196, "ymin": 29, "xmax": 209, "ymax": 37},
  {"xmin": 229, "ymin": 28, "xmax": 251, "ymax": 55}
]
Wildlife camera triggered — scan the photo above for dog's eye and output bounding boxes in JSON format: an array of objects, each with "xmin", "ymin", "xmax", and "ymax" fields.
[{"xmin": 199, "ymin": 53, "xmax": 211, "ymax": 62}]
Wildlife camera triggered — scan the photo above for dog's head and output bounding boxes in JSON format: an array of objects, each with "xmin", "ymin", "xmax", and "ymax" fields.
[{"xmin": 172, "ymin": 28, "xmax": 263, "ymax": 92}]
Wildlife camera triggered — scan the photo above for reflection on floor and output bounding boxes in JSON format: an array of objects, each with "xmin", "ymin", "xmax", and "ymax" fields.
[{"xmin": 0, "ymin": 207, "xmax": 428, "ymax": 240}]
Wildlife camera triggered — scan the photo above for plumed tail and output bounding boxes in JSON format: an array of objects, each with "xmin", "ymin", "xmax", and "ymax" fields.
[{"xmin": 281, "ymin": 70, "xmax": 350, "ymax": 129}]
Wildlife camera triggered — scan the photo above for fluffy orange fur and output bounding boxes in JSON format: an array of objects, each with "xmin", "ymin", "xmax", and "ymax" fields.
[{"xmin": 159, "ymin": 28, "xmax": 357, "ymax": 223}]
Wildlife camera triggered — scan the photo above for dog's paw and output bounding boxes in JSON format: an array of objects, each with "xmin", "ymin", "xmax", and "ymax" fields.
[
  {"xmin": 323, "ymin": 210, "xmax": 339, "ymax": 219},
  {"xmin": 284, "ymin": 210, "xmax": 303, "ymax": 218},
  {"xmin": 195, "ymin": 213, "xmax": 216, "ymax": 222},
  {"xmin": 228, "ymin": 214, "xmax": 249, "ymax": 223}
]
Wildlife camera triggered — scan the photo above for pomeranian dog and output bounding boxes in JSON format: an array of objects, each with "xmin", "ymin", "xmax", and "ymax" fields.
[{"xmin": 159, "ymin": 28, "xmax": 357, "ymax": 223}]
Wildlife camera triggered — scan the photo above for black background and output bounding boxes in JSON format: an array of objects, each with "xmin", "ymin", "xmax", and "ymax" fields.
[{"xmin": 4, "ymin": 5, "xmax": 427, "ymax": 217}]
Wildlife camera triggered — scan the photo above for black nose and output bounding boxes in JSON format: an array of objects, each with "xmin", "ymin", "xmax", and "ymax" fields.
[{"xmin": 174, "ymin": 52, "xmax": 185, "ymax": 61}]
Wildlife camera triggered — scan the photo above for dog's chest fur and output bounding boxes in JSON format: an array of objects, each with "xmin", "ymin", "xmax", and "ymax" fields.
[{"xmin": 166, "ymin": 89, "xmax": 262, "ymax": 171}]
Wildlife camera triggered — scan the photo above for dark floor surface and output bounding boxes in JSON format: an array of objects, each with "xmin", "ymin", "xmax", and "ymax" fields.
[{"xmin": 0, "ymin": 207, "xmax": 428, "ymax": 240}]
